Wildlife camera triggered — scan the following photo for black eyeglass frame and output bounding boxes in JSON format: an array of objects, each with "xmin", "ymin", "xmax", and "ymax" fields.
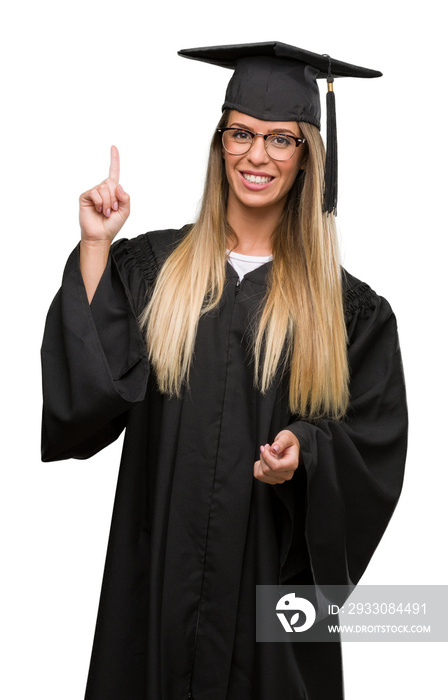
[{"xmin": 217, "ymin": 127, "xmax": 306, "ymax": 161}]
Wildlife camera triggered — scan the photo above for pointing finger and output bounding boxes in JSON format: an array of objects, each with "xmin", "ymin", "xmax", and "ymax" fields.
[{"xmin": 109, "ymin": 145, "xmax": 120, "ymax": 183}]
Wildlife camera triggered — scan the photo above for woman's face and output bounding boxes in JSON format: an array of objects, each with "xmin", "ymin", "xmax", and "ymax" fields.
[{"xmin": 222, "ymin": 110, "xmax": 307, "ymax": 214}]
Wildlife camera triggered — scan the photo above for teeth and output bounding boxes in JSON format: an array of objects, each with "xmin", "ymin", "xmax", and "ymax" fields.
[{"xmin": 242, "ymin": 173, "xmax": 273, "ymax": 184}]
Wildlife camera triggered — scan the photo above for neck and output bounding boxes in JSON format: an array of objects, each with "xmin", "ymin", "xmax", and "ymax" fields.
[{"xmin": 226, "ymin": 193, "xmax": 284, "ymax": 256}]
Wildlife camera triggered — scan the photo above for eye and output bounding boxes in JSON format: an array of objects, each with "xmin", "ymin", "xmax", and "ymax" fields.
[
  {"xmin": 230, "ymin": 129, "xmax": 253, "ymax": 142},
  {"xmin": 268, "ymin": 134, "xmax": 295, "ymax": 149}
]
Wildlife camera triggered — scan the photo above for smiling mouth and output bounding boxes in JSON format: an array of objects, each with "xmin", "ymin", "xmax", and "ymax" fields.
[{"xmin": 242, "ymin": 173, "xmax": 274, "ymax": 184}]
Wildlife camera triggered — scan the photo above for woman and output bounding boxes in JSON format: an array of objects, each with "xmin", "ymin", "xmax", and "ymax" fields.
[{"xmin": 41, "ymin": 42, "xmax": 407, "ymax": 700}]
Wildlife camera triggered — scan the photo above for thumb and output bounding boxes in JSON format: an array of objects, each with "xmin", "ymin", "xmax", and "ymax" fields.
[
  {"xmin": 115, "ymin": 183, "xmax": 129, "ymax": 202},
  {"xmin": 115, "ymin": 184, "xmax": 131, "ymax": 218},
  {"xmin": 271, "ymin": 430, "xmax": 299, "ymax": 455}
]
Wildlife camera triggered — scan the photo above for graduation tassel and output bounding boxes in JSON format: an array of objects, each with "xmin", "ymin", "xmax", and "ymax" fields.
[{"xmin": 323, "ymin": 56, "xmax": 338, "ymax": 215}]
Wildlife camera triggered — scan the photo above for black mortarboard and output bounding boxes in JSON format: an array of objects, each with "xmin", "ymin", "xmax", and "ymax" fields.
[{"xmin": 178, "ymin": 41, "xmax": 382, "ymax": 214}]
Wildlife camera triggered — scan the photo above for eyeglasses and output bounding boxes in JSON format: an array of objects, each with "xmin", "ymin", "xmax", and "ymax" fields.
[{"xmin": 217, "ymin": 127, "xmax": 306, "ymax": 161}]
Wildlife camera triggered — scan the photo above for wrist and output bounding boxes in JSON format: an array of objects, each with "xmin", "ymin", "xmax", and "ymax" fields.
[{"xmin": 80, "ymin": 237, "xmax": 112, "ymax": 250}]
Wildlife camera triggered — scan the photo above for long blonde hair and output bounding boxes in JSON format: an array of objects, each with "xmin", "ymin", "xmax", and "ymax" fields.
[{"xmin": 140, "ymin": 112, "xmax": 349, "ymax": 419}]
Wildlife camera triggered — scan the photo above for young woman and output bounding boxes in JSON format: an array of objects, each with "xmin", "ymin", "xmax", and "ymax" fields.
[{"xmin": 41, "ymin": 43, "xmax": 407, "ymax": 700}]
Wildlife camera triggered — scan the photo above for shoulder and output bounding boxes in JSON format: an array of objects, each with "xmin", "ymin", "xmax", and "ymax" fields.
[
  {"xmin": 341, "ymin": 268, "xmax": 396, "ymax": 342},
  {"xmin": 342, "ymin": 268, "xmax": 384, "ymax": 320},
  {"xmin": 132, "ymin": 225, "xmax": 192, "ymax": 262},
  {"xmin": 111, "ymin": 224, "xmax": 192, "ymax": 285}
]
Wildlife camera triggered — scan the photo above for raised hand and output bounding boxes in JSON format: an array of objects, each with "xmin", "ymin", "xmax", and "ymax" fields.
[{"xmin": 79, "ymin": 145, "xmax": 130, "ymax": 243}]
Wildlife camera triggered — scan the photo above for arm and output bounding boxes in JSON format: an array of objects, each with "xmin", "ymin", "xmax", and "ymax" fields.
[
  {"xmin": 41, "ymin": 241, "xmax": 150, "ymax": 462},
  {"xmin": 271, "ymin": 289, "xmax": 408, "ymax": 586},
  {"xmin": 41, "ymin": 148, "xmax": 149, "ymax": 462}
]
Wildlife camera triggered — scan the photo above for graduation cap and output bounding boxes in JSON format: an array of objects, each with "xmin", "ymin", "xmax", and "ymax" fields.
[{"xmin": 178, "ymin": 41, "xmax": 382, "ymax": 215}]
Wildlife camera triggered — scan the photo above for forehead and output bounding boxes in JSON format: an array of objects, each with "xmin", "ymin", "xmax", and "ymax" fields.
[{"xmin": 226, "ymin": 110, "xmax": 301, "ymax": 136}]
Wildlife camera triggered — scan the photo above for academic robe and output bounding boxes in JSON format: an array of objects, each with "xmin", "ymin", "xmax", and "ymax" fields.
[{"xmin": 41, "ymin": 226, "xmax": 407, "ymax": 700}]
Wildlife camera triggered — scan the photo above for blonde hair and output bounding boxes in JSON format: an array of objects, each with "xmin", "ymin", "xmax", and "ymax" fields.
[{"xmin": 140, "ymin": 112, "xmax": 349, "ymax": 419}]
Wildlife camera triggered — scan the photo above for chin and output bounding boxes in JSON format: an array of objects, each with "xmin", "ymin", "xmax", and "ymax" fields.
[{"xmin": 234, "ymin": 189, "xmax": 284, "ymax": 211}]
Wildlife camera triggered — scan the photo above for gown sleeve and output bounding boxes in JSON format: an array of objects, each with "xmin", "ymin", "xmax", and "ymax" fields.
[
  {"xmin": 274, "ymin": 275, "xmax": 408, "ymax": 587},
  {"xmin": 41, "ymin": 236, "xmax": 155, "ymax": 462}
]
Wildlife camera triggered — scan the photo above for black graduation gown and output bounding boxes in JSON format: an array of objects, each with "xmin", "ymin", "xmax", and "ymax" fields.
[{"xmin": 41, "ymin": 226, "xmax": 407, "ymax": 700}]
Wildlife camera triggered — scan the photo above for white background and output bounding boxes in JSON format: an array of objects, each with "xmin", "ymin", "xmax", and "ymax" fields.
[{"xmin": 1, "ymin": 1, "xmax": 446, "ymax": 697}]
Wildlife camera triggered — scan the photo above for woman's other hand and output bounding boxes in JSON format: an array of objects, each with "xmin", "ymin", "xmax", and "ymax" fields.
[
  {"xmin": 79, "ymin": 145, "xmax": 130, "ymax": 243},
  {"xmin": 254, "ymin": 430, "xmax": 300, "ymax": 485}
]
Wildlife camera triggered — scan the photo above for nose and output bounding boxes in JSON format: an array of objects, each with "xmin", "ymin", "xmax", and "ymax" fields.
[{"xmin": 247, "ymin": 134, "xmax": 270, "ymax": 165}]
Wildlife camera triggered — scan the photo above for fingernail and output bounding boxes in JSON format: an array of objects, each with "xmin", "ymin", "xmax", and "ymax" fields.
[
  {"xmin": 105, "ymin": 208, "xmax": 111, "ymax": 217},
  {"xmin": 117, "ymin": 184, "xmax": 124, "ymax": 194},
  {"xmin": 260, "ymin": 445, "xmax": 265, "ymax": 454},
  {"xmin": 98, "ymin": 206, "xmax": 102, "ymax": 213},
  {"xmin": 113, "ymin": 201, "xmax": 119, "ymax": 211},
  {"xmin": 271, "ymin": 444, "xmax": 279, "ymax": 454}
]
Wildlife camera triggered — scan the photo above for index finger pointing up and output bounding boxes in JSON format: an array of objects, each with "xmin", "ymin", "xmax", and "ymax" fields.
[{"xmin": 109, "ymin": 145, "xmax": 120, "ymax": 182}]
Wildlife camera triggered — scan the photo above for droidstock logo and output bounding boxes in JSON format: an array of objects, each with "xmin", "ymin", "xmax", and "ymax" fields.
[{"xmin": 276, "ymin": 593, "xmax": 317, "ymax": 633}]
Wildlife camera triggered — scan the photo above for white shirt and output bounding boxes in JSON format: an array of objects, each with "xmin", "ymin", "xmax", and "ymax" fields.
[{"xmin": 227, "ymin": 250, "xmax": 273, "ymax": 282}]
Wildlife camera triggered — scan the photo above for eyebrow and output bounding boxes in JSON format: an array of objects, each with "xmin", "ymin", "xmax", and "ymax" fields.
[{"xmin": 229, "ymin": 122, "xmax": 299, "ymax": 136}]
